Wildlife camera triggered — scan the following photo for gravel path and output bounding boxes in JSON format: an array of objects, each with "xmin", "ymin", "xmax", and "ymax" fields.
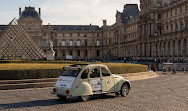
[{"xmin": 0, "ymin": 72, "xmax": 188, "ymax": 111}]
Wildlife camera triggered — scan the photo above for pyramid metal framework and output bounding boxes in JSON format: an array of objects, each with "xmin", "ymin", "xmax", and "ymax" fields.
[{"xmin": 0, "ymin": 18, "xmax": 46, "ymax": 60}]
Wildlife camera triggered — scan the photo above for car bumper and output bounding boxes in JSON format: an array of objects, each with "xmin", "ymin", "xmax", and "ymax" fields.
[{"xmin": 51, "ymin": 87, "xmax": 72, "ymax": 96}]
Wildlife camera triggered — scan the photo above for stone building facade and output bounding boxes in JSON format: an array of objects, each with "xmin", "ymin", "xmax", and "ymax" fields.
[
  {"xmin": 135, "ymin": 0, "xmax": 188, "ymax": 61},
  {"xmin": 0, "ymin": 7, "xmax": 102, "ymax": 60},
  {"xmin": 102, "ymin": 0, "xmax": 188, "ymax": 62},
  {"xmin": 0, "ymin": 0, "xmax": 187, "ymax": 61},
  {"xmin": 101, "ymin": 4, "xmax": 139, "ymax": 60}
]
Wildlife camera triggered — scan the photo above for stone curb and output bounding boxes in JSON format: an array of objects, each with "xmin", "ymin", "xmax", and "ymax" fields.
[
  {"xmin": 0, "ymin": 78, "xmax": 57, "ymax": 84},
  {"xmin": 0, "ymin": 71, "xmax": 158, "ymax": 90},
  {"xmin": 119, "ymin": 71, "xmax": 158, "ymax": 81}
]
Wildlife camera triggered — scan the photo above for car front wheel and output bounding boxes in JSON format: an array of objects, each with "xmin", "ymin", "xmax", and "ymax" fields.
[{"xmin": 120, "ymin": 84, "xmax": 129, "ymax": 97}]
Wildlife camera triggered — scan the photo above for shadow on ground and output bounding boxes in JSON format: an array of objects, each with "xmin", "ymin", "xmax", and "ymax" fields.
[{"xmin": 0, "ymin": 95, "xmax": 116, "ymax": 110}]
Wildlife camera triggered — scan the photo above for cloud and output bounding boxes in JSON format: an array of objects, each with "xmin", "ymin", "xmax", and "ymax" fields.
[
  {"xmin": 0, "ymin": 11, "xmax": 18, "ymax": 24},
  {"xmin": 39, "ymin": 0, "xmax": 140, "ymax": 26},
  {"xmin": 0, "ymin": 0, "xmax": 140, "ymax": 26}
]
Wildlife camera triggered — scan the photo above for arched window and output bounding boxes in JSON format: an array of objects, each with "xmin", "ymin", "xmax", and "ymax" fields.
[
  {"xmin": 70, "ymin": 40, "xmax": 73, "ymax": 46},
  {"xmin": 180, "ymin": 21, "xmax": 184, "ymax": 31},
  {"xmin": 186, "ymin": 20, "xmax": 188, "ymax": 29},
  {"xmin": 62, "ymin": 50, "xmax": 65, "ymax": 56},
  {"xmin": 166, "ymin": 24, "xmax": 169, "ymax": 33},
  {"xmin": 183, "ymin": 39, "xmax": 187, "ymax": 57},
  {"xmin": 171, "ymin": 24, "xmax": 173, "ymax": 32},
  {"xmin": 62, "ymin": 41, "xmax": 65, "ymax": 46},
  {"xmin": 175, "ymin": 23, "xmax": 178, "ymax": 31},
  {"xmin": 77, "ymin": 41, "xmax": 81, "ymax": 46},
  {"xmin": 97, "ymin": 40, "xmax": 100, "ymax": 46}
]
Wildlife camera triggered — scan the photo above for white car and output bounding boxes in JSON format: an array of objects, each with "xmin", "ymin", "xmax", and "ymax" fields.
[{"xmin": 52, "ymin": 64, "xmax": 131, "ymax": 101}]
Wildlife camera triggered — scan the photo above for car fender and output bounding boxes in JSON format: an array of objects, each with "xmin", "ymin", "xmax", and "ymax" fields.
[
  {"xmin": 71, "ymin": 82, "xmax": 93, "ymax": 96},
  {"xmin": 116, "ymin": 79, "xmax": 131, "ymax": 92}
]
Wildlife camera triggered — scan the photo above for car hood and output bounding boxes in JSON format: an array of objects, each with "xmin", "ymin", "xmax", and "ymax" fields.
[
  {"xmin": 112, "ymin": 74, "xmax": 123, "ymax": 78},
  {"xmin": 112, "ymin": 74, "xmax": 129, "ymax": 80}
]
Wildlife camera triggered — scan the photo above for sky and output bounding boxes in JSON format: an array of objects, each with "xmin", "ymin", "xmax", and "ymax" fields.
[{"xmin": 0, "ymin": 0, "xmax": 140, "ymax": 26}]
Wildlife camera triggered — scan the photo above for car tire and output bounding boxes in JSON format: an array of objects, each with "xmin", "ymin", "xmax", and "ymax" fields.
[
  {"xmin": 120, "ymin": 83, "xmax": 129, "ymax": 97},
  {"xmin": 57, "ymin": 95, "xmax": 66, "ymax": 100},
  {"xmin": 78, "ymin": 95, "xmax": 90, "ymax": 102},
  {"xmin": 115, "ymin": 92, "xmax": 120, "ymax": 96}
]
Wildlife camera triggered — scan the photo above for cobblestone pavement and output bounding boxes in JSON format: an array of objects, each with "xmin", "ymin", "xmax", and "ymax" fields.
[{"xmin": 0, "ymin": 72, "xmax": 188, "ymax": 111}]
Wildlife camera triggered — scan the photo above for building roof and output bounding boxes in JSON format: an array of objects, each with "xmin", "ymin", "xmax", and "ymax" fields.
[
  {"xmin": 121, "ymin": 4, "xmax": 139, "ymax": 24},
  {"xmin": 0, "ymin": 24, "xmax": 100, "ymax": 31},
  {"xmin": 0, "ymin": 25, "xmax": 7, "ymax": 30},
  {"xmin": 19, "ymin": 7, "xmax": 40, "ymax": 19},
  {"xmin": 50, "ymin": 25, "xmax": 101, "ymax": 31}
]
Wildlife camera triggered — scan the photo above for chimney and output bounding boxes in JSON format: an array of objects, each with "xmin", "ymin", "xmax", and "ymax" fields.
[
  {"xmin": 19, "ymin": 8, "xmax": 21, "ymax": 16},
  {"xmin": 39, "ymin": 8, "xmax": 41, "ymax": 17},
  {"xmin": 103, "ymin": 19, "xmax": 107, "ymax": 26},
  {"xmin": 48, "ymin": 23, "xmax": 50, "ymax": 29}
]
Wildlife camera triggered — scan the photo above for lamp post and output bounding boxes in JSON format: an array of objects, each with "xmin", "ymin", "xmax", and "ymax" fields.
[{"xmin": 84, "ymin": 34, "xmax": 87, "ymax": 61}]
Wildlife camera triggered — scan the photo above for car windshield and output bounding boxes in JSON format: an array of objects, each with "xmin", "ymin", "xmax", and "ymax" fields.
[{"xmin": 60, "ymin": 70, "xmax": 80, "ymax": 77}]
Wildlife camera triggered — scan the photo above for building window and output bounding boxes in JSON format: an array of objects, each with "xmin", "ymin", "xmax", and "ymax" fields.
[
  {"xmin": 97, "ymin": 50, "xmax": 100, "ymax": 56},
  {"xmin": 180, "ymin": 21, "xmax": 184, "ymax": 31},
  {"xmin": 85, "ymin": 50, "xmax": 88, "ymax": 56},
  {"xmin": 62, "ymin": 50, "xmax": 65, "ymax": 56},
  {"xmin": 85, "ymin": 40, "xmax": 87, "ymax": 46},
  {"xmin": 166, "ymin": 25, "xmax": 168, "ymax": 33},
  {"xmin": 180, "ymin": 6, "xmax": 182, "ymax": 13},
  {"xmin": 158, "ymin": 26, "xmax": 162, "ymax": 35},
  {"xmin": 153, "ymin": 14, "xmax": 155, "ymax": 19},
  {"xmin": 70, "ymin": 33, "xmax": 72, "ymax": 37},
  {"xmin": 171, "ymin": 24, "xmax": 173, "ymax": 32},
  {"xmin": 171, "ymin": 10, "xmax": 172, "ymax": 16},
  {"xmin": 77, "ymin": 40, "xmax": 81, "ymax": 46},
  {"xmin": 54, "ymin": 40, "xmax": 58, "ymax": 46},
  {"xmin": 69, "ymin": 50, "xmax": 72, "ymax": 55},
  {"xmin": 97, "ymin": 40, "xmax": 100, "ymax": 46},
  {"xmin": 186, "ymin": 5, "xmax": 188, "ymax": 12},
  {"xmin": 44, "ymin": 33, "xmax": 46, "ymax": 36},
  {"xmin": 175, "ymin": 9, "xmax": 177, "ymax": 15},
  {"xmin": 70, "ymin": 40, "xmax": 73, "ymax": 46},
  {"xmin": 175, "ymin": 23, "xmax": 178, "ymax": 31},
  {"xmin": 158, "ymin": 14, "xmax": 161, "ymax": 19},
  {"xmin": 77, "ymin": 50, "xmax": 80, "ymax": 56},
  {"xmin": 55, "ymin": 50, "xmax": 57, "ymax": 57},
  {"xmin": 97, "ymin": 33, "xmax": 99, "ymax": 37},
  {"xmin": 62, "ymin": 41, "xmax": 65, "ymax": 46},
  {"xmin": 78, "ymin": 33, "xmax": 80, "ymax": 37},
  {"xmin": 124, "ymin": 28, "xmax": 126, "ymax": 32}
]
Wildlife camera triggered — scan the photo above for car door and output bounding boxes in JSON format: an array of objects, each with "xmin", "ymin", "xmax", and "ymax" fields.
[
  {"xmin": 89, "ymin": 67, "xmax": 102, "ymax": 93},
  {"xmin": 100, "ymin": 66, "xmax": 115, "ymax": 92}
]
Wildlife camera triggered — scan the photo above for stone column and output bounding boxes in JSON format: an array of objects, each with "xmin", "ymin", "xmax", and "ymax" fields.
[
  {"xmin": 163, "ymin": 41, "xmax": 166, "ymax": 58},
  {"xmin": 181, "ymin": 39, "xmax": 184, "ymax": 57},
  {"xmin": 142, "ymin": 43, "xmax": 145, "ymax": 57}
]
